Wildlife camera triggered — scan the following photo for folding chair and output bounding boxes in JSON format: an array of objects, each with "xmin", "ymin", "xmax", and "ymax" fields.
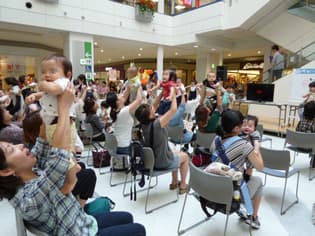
[
  {"xmin": 178, "ymin": 162, "xmax": 252, "ymax": 236},
  {"xmin": 256, "ymin": 124, "xmax": 272, "ymax": 148},
  {"xmin": 104, "ymin": 131, "xmax": 129, "ymax": 187},
  {"xmin": 123, "ymin": 147, "xmax": 179, "ymax": 214},
  {"xmin": 284, "ymin": 129, "xmax": 315, "ymax": 180},
  {"xmin": 260, "ymin": 147, "xmax": 300, "ymax": 215},
  {"xmin": 167, "ymin": 126, "xmax": 191, "ymax": 150},
  {"xmin": 15, "ymin": 210, "xmax": 47, "ymax": 236}
]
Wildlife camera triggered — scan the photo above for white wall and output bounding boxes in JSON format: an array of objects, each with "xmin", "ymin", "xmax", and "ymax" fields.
[
  {"xmin": 256, "ymin": 12, "xmax": 315, "ymax": 53},
  {"xmin": 0, "ymin": 0, "xmax": 266, "ymax": 47}
]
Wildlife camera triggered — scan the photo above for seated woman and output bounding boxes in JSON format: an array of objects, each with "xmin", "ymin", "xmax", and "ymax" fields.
[
  {"xmin": 296, "ymin": 101, "xmax": 315, "ymax": 167},
  {"xmin": 0, "ymin": 84, "xmax": 146, "ymax": 236},
  {"xmin": 0, "ymin": 106, "xmax": 24, "ymax": 144},
  {"xmin": 211, "ymin": 110, "xmax": 264, "ymax": 229},
  {"xmin": 135, "ymin": 87, "xmax": 189, "ymax": 194},
  {"xmin": 22, "ymin": 108, "xmax": 96, "ymax": 208},
  {"xmin": 104, "ymin": 86, "xmax": 142, "ymax": 155},
  {"xmin": 195, "ymin": 82, "xmax": 230, "ymax": 133},
  {"xmin": 84, "ymin": 97, "xmax": 106, "ymax": 142}
]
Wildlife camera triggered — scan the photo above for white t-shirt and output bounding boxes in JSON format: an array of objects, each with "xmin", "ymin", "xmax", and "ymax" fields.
[
  {"xmin": 112, "ymin": 106, "xmax": 133, "ymax": 148},
  {"xmin": 40, "ymin": 78, "xmax": 75, "ymax": 124}
]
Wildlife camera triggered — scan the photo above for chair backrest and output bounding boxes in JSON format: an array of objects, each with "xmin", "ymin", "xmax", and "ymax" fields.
[
  {"xmin": 15, "ymin": 210, "xmax": 47, "ymax": 236},
  {"xmin": 104, "ymin": 132, "xmax": 118, "ymax": 156},
  {"xmin": 189, "ymin": 162, "xmax": 233, "ymax": 205},
  {"xmin": 195, "ymin": 130, "xmax": 216, "ymax": 148},
  {"xmin": 142, "ymin": 147, "xmax": 155, "ymax": 171},
  {"xmin": 285, "ymin": 129, "xmax": 315, "ymax": 151},
  {"xmin": 260, "ymin": 147, "xmax": 290, "ymax": 171},
  {"xmin": 256, "ymin": 124, "xmax": 264, "ymax": 137},
  {"xmin": 167, "ymin": 126, "xmax": 184, "ymax": 143},
  {"xmin": 83, "ymin": 123, "xmax": 94, "ymax": 141}
]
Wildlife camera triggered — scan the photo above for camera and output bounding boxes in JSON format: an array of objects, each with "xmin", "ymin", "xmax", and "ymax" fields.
[{"xmin": 25, "ymin": 2, "xmax": 32, "ymax": 9}]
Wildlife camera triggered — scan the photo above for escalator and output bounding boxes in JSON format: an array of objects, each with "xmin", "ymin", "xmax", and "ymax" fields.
[{"xmin": 288, "ymin": 0, "xmax": 315, "ymax": 23}]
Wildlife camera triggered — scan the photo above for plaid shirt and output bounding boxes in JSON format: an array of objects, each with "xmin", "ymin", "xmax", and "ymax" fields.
[
  {"xmin": 10, "ymin": 138, "xmax": 97, "ymax": 236},
  {"xmin": 296, "ymin": 118, "xmax": 315, "ymax": 133}
]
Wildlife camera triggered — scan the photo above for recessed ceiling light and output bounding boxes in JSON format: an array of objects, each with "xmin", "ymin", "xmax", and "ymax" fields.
[
  {"xmin": 108, "ymin": 58, "xmax": 112, "ymax": 61},
  {"xmin": 97, "ymin": 60, "xmax": 100, "ymax": 63},
  {"xmin": 175, "ymin": 52, "xmax": 178, "ymax": 55},
  {"xmin": 211, "ymin": 48, "xmax": 216, "ymax": 51},
  {"xmin": 228, "ymin": 53, "xmax": 231, "ymax": 57},
  {"xmin": 122, "ymin": 56, "xmax": 125, "ymax": 59},
  {"xmin": 257, "ymin": 50, "xmax": 261, "ymax": 54},
  {"xmin": 193, "ymin": 45, "xmax": 199, "ymax": 48},
  {"xmin": 94, "ymin": 42, "xmax": 98, "ymax": 46},
  {"xmin": 139, "ymin": 48, "xmax": 143, "ymax": 51},
  {"xmin": 138, "ymin": 53, "xmax": 141, "ymax": 56},
  {"xmin": 100, "ymin": 49, "xmax": 104, "ymax": 53}
]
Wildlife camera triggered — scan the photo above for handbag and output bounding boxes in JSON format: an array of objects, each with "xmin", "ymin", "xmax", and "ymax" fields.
[
  {"xmin": 84, "ymin": 197, "xmax": 115, "ymax": 215},
  {"xmin": 92, "ymin": 149, "xmax": 111, "ymax": 168},
  {"xmin": 192, "ymin": 147, "xmax": 212, "ymax": 167}
]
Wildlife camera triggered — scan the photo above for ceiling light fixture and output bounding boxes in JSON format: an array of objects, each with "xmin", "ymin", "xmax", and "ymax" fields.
[
  {"xmin": 228, "ymin": 53, "xmax": 231, "ymax": 57},
  {"xmin": 122, "ymin": 56, "xmax": 125, "ymax": 59},
  {"xmin": 138, "ymin": 53, "xmax": 141, "ymax": 56},
  {"xmin": 175, "ymin": 52, "xmax": 178, "ymax": 55},
  {"xmin": 94, "ymin": 42, "xmax": 98, "ymax": 46},
  {"xmin": 257, "ymin": 50, "xmax": 261, "ymax": 54},
  {"xmin": 108, "ymin": 58, "xmax": 112, "ymax": 61},
  {"xmin": 193, "ymin": 45, "xmax": 199, "ymax": 48},
  {"xmin": 100, "ymin": 49, "xmax": 104, "ymax": 53},
  {"xmin": 211, "ymin": 48, "xmax": 216, "ymax": 51},
  {"xmin": 139, "ymin": 48, "xmax": 143, "ymax": 51}
]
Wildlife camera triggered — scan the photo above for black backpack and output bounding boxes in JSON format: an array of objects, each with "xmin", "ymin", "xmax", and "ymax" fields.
[{"xmin": 128, "ymin": 123, "xmax": 154, "ymax": 201}]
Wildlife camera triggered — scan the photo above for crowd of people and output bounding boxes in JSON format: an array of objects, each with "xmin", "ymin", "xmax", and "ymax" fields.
[{"xmin": 0, "ymin": 53, "xmax": 314, "ymax": 235}]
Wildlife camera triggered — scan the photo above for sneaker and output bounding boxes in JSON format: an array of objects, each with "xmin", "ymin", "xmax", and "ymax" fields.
[
  {"xmin": 237, "ymin": 205, "xmax": 248, "ymax": 221},
  {"xmin": 245, "ymin": 216, "xmax": 261, "ymax": 229}
]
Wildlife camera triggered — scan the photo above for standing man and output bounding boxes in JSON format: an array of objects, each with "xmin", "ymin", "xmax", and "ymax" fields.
[{"xmin": 271, "ymin": 45, "xmax": 285, "ymax": 81}]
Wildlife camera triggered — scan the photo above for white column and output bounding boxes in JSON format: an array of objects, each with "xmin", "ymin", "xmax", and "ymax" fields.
[
  {"xmin": 156, "ymin": 46, "xmax": 164, "ymax": 81},
  {"xmin": 196, "ymin": 53, "xmax": 220, "ymax": 82},
  {"xmin": 158, "ymin": 0, "xmax": 164, "ymax": 14},
  {"xmin": 64, "ymin": 32, "xmax": 94, "ymax": 80}
]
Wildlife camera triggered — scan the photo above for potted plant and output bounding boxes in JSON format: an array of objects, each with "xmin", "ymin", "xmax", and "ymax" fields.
[{"xmin": 135, "ymin": 0, "xmax": 156, "ymax": 23}]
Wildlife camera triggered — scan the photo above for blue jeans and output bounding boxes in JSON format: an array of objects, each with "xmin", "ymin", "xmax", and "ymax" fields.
[{"xmin": 93, "ymin": 211, "xmax": 146, "ymax": 236}]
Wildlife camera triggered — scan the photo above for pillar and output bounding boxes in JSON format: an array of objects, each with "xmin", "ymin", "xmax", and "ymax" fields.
[
  {"xmin": 157, "ymin": 46, "xmax": 164, "ymax": 81},
  {"xmin": 195, "ymin": 53, "xmax": 221, "ymax": 82},
  {"xmin": 158, "ymin": 0, "xmax": 164, "ymax": 14},
  {"xmin": 64, "ymin": 32, "xmax": 94, "ymax": 81}
]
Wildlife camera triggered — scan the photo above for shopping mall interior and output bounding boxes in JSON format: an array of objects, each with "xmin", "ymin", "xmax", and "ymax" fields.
[{"xmin": 0, "ymin": 0, "xmax": 315, "ymax": 235}]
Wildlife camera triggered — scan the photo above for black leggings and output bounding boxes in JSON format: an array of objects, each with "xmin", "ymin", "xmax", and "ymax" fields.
[{"xmin": 72, "ymin": 162, "xmax": 97, "ymax": 200}]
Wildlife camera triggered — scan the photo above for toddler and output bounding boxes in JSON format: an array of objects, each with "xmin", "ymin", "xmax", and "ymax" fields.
[
  {"xmin": 124, "ymin": 66, "xmax": 141, "ymax": 103},
  {"xmin": 149, "ymin": 69, "xmax": 176, "ymax": 115},
  {"xmin": 240, "ymin": 115, "xmax": 261, "ymax": 181},
  {"xmin": 222, "ymin": 84, "xmax": 236, "ymax": 109},
  {"xmin": 26, "ymin": 54, "xmax": 77, "ymax": 193}
]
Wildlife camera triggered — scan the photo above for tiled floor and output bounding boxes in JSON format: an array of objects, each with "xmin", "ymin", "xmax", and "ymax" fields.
[{"xmin": 1, "ymin": 134, "xmax": 314, "ymax": 236}]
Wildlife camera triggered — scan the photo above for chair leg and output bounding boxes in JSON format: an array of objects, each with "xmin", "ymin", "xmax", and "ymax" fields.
[
  {"xmin": 309, "ymin": 157, "xmax": 315, "ymax": 181},
  {"xmin": 263, "ymin": 174, "xmax": 267, "ymax": 186},
  {"xmin": 281, "ymin": 172, "xmax": 300, "ymax": 215},
  {"xmin": 122, "ymin": 175, "xmax": 157, "ymax": 197},
  {"xmin": 145, "ymin": 175, "xmax": 179, "ymax": 214},
  {"xmin": 177, "ymin": 192, "xmax": 211, "ymax": 235},
  {"xmin": 223, "ymin": 208, "xmax": 230, "ymax": 236}
]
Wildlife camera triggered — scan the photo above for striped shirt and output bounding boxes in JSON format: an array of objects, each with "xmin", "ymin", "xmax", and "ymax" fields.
[
  {"xmin": 9, "ymin": 137, "xmax": 96, "ymax": 236},
  {"xmin": 211, "ymin": 137, "xmax": 254, "ymax": 172}
]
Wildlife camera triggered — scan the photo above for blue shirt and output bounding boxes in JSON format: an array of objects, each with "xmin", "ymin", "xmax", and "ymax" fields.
[{"xmin": 169, "ymin": 103, "xmax": 186, "ymax": 127}]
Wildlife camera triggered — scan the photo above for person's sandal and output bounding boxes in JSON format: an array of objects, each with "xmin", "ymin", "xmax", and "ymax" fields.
[
  {"xmin": 169, "ymin": 182, "xmax": 180, "ymax": 190},
  {"xmin": 179, "ymin": 186, "xmax": 189, "ymax": 195}
]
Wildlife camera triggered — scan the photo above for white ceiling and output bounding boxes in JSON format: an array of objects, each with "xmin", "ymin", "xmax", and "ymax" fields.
[{"xmin": 0, "ymin": 22, "xmax": 268, "ymax": 64}]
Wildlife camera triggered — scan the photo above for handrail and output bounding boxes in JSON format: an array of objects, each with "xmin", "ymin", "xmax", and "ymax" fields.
[{"xmin": 295, "ymin": 40, "xmax": 315, "ymax": 54}]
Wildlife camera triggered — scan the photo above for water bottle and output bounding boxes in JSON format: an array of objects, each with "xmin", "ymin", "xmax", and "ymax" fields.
[{"xmin": 234, "ymin": 190, "xmax": 241, "ymax": 201}]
